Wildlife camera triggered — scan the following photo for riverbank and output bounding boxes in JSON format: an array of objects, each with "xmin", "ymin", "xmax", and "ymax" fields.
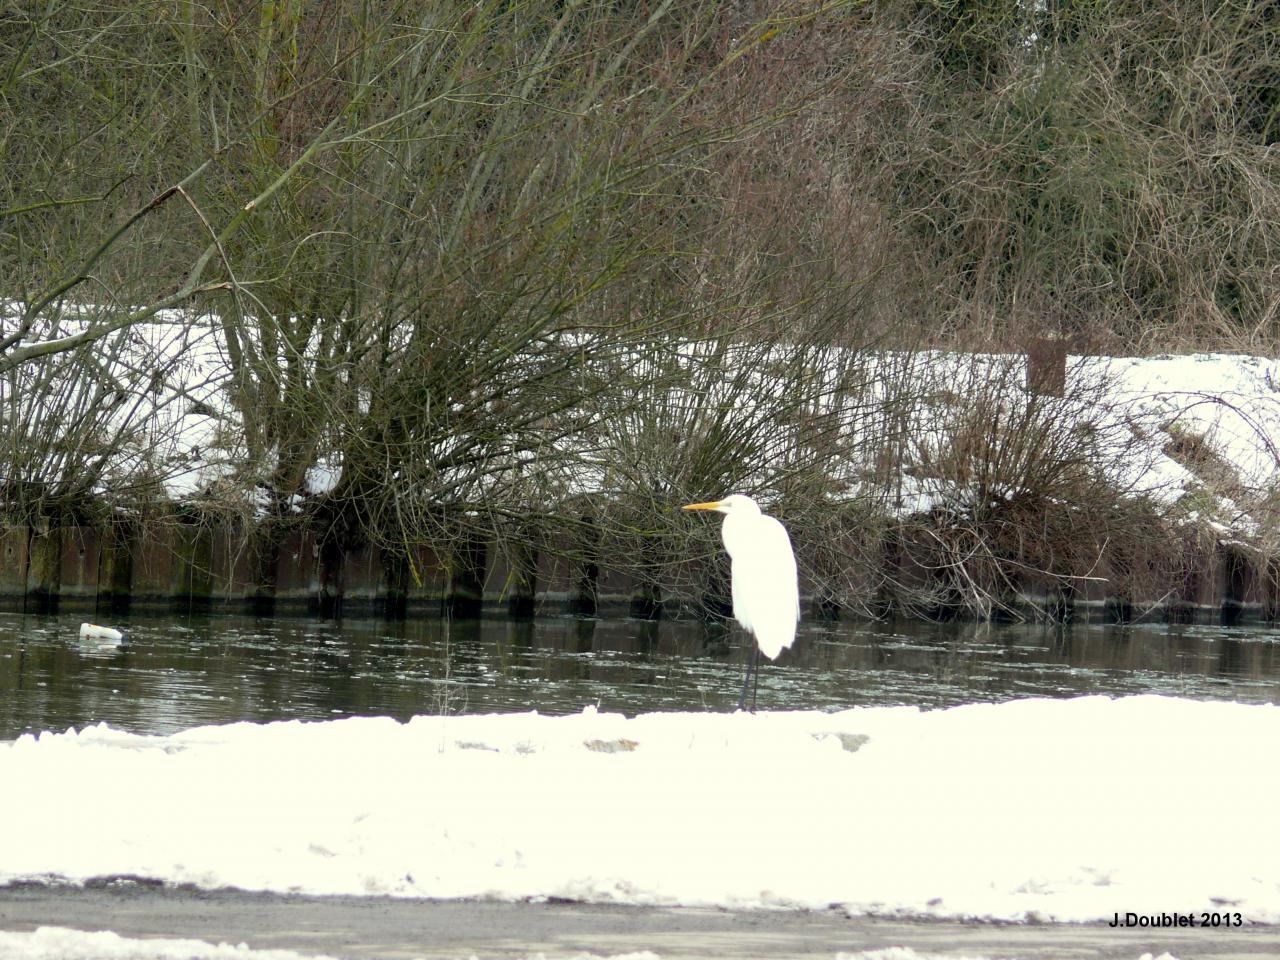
[{"xmin": 5, "ymin": 351, "xmax": 1280, "ymax": 625}]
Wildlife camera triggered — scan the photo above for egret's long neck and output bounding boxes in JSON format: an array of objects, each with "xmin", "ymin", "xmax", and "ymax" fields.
[{"xmin": 720, "ymin": 512, "xmax": 751, "ymax": 561}]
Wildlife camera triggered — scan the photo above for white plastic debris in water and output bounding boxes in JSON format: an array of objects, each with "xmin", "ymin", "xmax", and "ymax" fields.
[
  {"xmin": 77, "ymin": 623, "xmax": 127, "ymax": 644},
  {"xmin": 1, "ymin": 696, "xmax": 1279, "ymax": 923}
]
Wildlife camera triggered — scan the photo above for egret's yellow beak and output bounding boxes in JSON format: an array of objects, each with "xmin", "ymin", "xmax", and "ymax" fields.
[{"xmin": 682, "ymin": 500, "xmax": 722, "ymax": 511}]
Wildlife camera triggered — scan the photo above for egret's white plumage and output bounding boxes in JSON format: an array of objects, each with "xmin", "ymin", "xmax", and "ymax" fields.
[{"xmin": 682, "ymin": 494, "xmax": 800, "ymax": 708}]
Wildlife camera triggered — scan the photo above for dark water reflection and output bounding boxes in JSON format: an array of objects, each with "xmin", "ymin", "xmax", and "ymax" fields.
[{"xmin": 2, "ymin": 612, "xmax": 1280, "ymax": 738}]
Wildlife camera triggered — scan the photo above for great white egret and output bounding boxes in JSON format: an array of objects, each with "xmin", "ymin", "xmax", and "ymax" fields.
[{"xmin": 682, "ymin": 494, "xmax": 799, "ymax": 711}]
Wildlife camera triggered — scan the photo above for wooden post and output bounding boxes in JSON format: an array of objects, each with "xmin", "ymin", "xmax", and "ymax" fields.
[
  {"xmin": 381, "ymin": 549, "xmax": 410, "ymax": 619},
  {"xmin": 174, "ymin": 519, "xmax": 214, "ymax": 613},
  {"xmin": 445, "ymin": 531, "xmax": 486, "ymax": 618},
  {"xmin": 506, "ymin": 540, "xmax": 537, "ymax": 620},
  {"xmin": 26, "ymin": 520, "xmax": 61, "ymax": 612},
  {"xmin": 568, "ymin": 558, "xmax": 599, "ymax": 616},
  {"xmin": 316, "ymin": 536, "xmax": 344, "ymax": 619},
  {"xmin": 98, "ymin": 522, "xmax": 135, "ymax": 614},
  {"xmin": 1026, "ymin": 336, "xmax": 1068, "ymax": 398},
  {"xmin": 0, "ymin": 525, "xmax": 31, "ymax": 607}
]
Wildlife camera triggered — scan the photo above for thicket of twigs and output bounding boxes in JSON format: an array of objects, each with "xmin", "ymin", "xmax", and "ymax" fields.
[{"xmin": 2, "ymin": 1, "xmax": 1278, "ymax": 617}]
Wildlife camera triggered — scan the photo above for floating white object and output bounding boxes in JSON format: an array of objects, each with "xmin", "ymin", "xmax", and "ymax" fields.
[{"xmin": 78, "ymin": 623, "xmax": 127, "ymax": 644}]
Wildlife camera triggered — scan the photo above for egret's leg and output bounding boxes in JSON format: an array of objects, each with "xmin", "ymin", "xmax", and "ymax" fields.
[
  {"xmin": 751, "ymin": 647, "xmax": 761, "ymax": 711},
  {"xmin": 737, "ymin": 644, "xmax": 754, "ymax": 711},
  {"xmin": 742, "ymin": 647, "xmax": 757, "ymax": 716}
]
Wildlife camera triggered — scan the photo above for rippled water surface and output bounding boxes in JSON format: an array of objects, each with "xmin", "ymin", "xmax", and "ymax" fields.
[{"xmin": 3, "ymin": 611, "xmax": 1280, "ymax": 737}]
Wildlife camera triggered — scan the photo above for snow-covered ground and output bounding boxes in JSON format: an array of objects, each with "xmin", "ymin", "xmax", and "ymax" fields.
[{"xmin": 2, "ymin": 695, "xmax": 1276, "ymax": 924}]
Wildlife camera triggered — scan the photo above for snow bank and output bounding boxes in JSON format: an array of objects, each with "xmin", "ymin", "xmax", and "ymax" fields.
[
  {"xmin": 0, "ymin": 929, "xmax": 1186, "ymax": 960},
  {"xmin": 842, "ymin": 954, "xmax": 1178, "ymax": 960},
  {"xmin": 0, "ymin": 927, "xmax": 339, "ymax": 960},
  {"xmin": 2, "ymin": 696, "xmax": 1277, "ymax": 923},
  {"xmin": 0, "ymin": 928, "xmax": 666, "ymax": 960}
]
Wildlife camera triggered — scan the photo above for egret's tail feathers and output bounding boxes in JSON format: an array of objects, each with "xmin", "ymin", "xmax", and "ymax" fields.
[{"xmin": 753, "ymin": 616, "xmax": 797, "ymax": 661}]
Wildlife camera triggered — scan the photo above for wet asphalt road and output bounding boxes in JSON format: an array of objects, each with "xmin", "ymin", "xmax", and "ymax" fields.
[{"xmin": 2, "ymin": 882, "xmax": 1280, "ymax": 959}]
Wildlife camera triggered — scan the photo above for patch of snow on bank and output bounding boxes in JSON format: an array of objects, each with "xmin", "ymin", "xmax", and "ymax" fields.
[
  {"xmin": 1087, "ymin": 353, "xmax": 1280, "ymax": 513},
  {"xmin": 2, "ymin": 697, "xmax": 1279, "ymax": 923},
  {"xmin": 0, "ymin": 311, "xmax": 235, "ymax": 501},
  {"xmin": 303, "ymin": 462, "xmax": 341, "ymax": 496}
]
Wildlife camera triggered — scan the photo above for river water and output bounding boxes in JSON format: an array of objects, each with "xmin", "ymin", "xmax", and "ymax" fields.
[{"xmin": 2, "ymin": 611, "xmax": 1280, "ymax": 738}]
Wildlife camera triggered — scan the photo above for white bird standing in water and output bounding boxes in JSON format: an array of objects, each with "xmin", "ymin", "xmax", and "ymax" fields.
[{"xmin": 682, "ymin": 494, "xmax": 799, "ymax": 710}]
